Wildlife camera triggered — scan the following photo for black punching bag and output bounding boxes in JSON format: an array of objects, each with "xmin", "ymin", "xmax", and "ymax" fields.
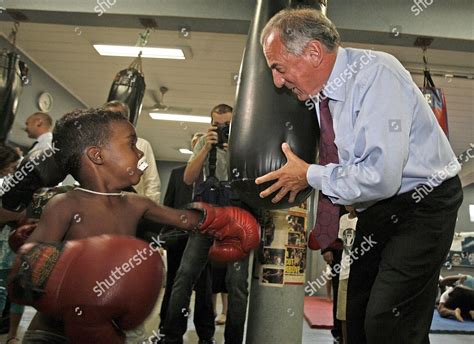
[
  {"xmin": 229, "ymin": 0, "xmax": 320, "ymax": 210},
  {"xmin": 0, "ymin": 52, "xmax": 28, "ymax": 143},
  {"xmin": 107, "ymin": 56, "xmax": 146, "ymax": 126}
]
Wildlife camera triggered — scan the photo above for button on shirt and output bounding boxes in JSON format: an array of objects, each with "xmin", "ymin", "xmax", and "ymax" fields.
[{"xmin": 306, "ymin": 47, "xmax": 461, "ymax": 208}]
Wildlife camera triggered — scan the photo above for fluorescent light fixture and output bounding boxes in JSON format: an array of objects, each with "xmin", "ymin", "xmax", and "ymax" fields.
[
  {"xmin": 93, "ymin": 44, "xmax": 187, "ymax": 59},
  {"xmin": 470, "ymin": 204, "xmax": 474, "ymax": 222},
  {"xmin": 149, "ymin": 113, "xmax": 210, "ymax": 123},
  {"xmin": 179, "ymin": 148, "xmax": 193, "ymax": 155}
]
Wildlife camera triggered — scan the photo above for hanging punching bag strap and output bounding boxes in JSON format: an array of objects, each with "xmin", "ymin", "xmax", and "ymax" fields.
[
  {"xmin": 129, "ymin": 52, "xmax": 143, "ymax": 74},
  {"xmin": 422, "ymin": 52, "xmax": 441, "ymax": 102},
  {"xmin": 208, "ymin": 146, "xmax": 217, "ymax": 178}
]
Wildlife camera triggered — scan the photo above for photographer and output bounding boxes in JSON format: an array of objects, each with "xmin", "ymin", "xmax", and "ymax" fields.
[
  {"xmin": 161, "ymin": 104, "xmax": 250, "ymax": 344},
  {"xmin": 183, "ymin": 106, "xmax": 231, "ymax": 186}
]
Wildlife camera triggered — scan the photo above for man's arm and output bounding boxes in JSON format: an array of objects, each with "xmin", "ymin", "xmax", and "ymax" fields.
[
  {"xmin": 257, "ymin": 65, "xmax": 412, "ymax": 205},
  {"xmin": 183, "ymin": 129, "xmax": 217, "ymax": 185},
  {"xmin": 26, "ymin": 194, "xmax": 72, "ymax": 243},
  {"xmin": 0, "ymin": 207, "xmax": 25, "ymax": 225},
  {"xmin": 439, "ymin": 275, "xmax": 466, "ymax": 287}
]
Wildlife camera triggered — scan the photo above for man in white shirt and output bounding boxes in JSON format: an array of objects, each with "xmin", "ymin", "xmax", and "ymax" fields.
[
  {"xmin": 134, "ymin": 137, "xmax": 161, "ymax": 204},
  {"xmin": 24, "ymin": 112, "xmax": 53, "ymax": 156}
]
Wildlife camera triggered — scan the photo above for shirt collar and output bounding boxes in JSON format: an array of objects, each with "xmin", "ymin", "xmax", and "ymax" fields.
[
  {"xmin": 37, "ymin": 132, "xmax": 52, "ymax": 144},
  {"xmin": 321, "ymin": 46, "xmax": 347, "ymax": 102}
]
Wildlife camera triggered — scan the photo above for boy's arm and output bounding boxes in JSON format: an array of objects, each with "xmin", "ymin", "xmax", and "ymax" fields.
[
  {"xmin": 140, "ymin": 196, "xmax": 201, "ymax": 231},
  {"xmin": 26, "ymin": 194, "xmax": 72, "ymax": 243},
  {"xmin": 140, "ymin": 196, "xmax": 260, "ymax": 263}
]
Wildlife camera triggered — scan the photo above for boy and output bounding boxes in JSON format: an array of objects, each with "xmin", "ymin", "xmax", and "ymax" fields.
[
  {"xmin": 9, "ymin": 108, "xmax": 259, "ymax": 343},
  {"xmin": 336, "ymin": 206, "xmax": 358, "ymax": 344}
]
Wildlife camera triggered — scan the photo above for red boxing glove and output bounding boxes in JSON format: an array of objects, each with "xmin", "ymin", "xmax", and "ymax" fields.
[
  {"xmin": 8, "ymin": 223, "xmax": 37, "ymax": 253},
  {"xmin": 187, "ymin": 202, "xmax": 260, "ymax": 263},
  {"xmin": 8, "ymin": 235, "xmax": 163, "ymax": 344},
  {"xmin": 209, "ymin": 239, "xmax": 250, "ymax": 263}
]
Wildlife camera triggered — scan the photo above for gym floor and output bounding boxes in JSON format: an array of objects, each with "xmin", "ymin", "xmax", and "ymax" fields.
[{"xmin": 1, "ymin": 293, "xmax": 472, "ymax": 343}]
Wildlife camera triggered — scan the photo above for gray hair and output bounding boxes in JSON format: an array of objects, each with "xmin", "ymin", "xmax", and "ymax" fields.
[{"xmin": 260, "ymin": 8, "xmax": 340, "ymax": 55}]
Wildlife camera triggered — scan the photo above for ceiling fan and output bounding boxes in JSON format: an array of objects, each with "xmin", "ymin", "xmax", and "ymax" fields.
[{"xmin": 144, "ymin": 86, "xmax": 192, "ymax": 113}]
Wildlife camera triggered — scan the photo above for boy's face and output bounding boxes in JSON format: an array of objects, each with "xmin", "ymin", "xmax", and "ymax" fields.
[{"xmin": 102, "ymin": 121, "xmax": 144, "ymax": 187}]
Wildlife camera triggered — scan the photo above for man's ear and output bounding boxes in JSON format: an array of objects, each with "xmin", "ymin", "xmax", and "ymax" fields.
[
  {"xmin": 86, "ymin": 146, "xmax": 104, "ymax": 165},
  {"xmin": 305, "ymin": 40, "xmax": 323, "ymax": 68}
]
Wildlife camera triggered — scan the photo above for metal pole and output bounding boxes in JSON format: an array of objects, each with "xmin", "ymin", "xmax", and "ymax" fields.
[{"xmin": 242, "ymin": 1, "xmax": 328, "ymax": 342}]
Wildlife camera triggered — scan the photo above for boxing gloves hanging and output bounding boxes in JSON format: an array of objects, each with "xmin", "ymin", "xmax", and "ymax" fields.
[
  {"xmin": 0, "ymin": 51, "xmax": 28, "ymax": 143},
  {"xmin": 107, "ymin": 56, "xmax": 146, "ymax": 126},
  {"xmin": 229, "ymin": 0, "xmax": 319, "ymax": 210},
  {"xmin": 9, "ymin": 235, "xmax": 163, "ymax": 344},
  {"xmin": 187, "ymin": 202, "xmax": 260, "ymax": 263}
]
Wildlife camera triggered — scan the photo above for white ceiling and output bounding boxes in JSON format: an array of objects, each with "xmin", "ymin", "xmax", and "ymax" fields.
[{"xmin": 1, "ymin": 21, "xmax": 473, "ymax": 161}]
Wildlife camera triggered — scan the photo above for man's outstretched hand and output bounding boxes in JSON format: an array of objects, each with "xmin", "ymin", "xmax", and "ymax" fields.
[{"xmin": 255, "ymin": 143, "xmax": 310, "ymax": 204}]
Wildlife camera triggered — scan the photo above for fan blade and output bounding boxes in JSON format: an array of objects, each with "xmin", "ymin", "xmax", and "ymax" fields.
[
  {"xmin": 168, "ymin": 106, "xmax": 192, "ymax": 113},
  {"xmin": 146, "ymin": 89, "xmax": 162, "ymax": 104},
  {"xmin": 144, "ymin": 105, "xmax": 171, "ymax": 112}
]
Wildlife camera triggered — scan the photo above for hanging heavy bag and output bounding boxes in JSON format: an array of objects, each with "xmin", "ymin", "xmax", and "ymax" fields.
[
  {"xmin": 229, "ymin": 0, "xmax": 319, "ymax": 210},
  {"xmin": 419, "ymin": 69, "xmax": 449, "ymax": 138},
  {"xmin": 0, "ymin": 51, "xmax": 28, "ymax": 143},
  {"xmin": 107, "ymin": 55, "xmax": 146, "ymax": 126}
]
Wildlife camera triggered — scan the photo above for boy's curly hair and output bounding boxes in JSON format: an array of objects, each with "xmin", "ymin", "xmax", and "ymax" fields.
[{"xmin": 53, "ymin": 108, "xmax": 128, "ymax": 180}]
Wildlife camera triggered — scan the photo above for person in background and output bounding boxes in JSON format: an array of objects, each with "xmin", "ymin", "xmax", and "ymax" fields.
[
  {"xmin": 0, "ymin": 145, "xmax": 25, "ymax": 344},
  {"xmin": 336, "ymin": 206, "xmax": 358, "ymax": 344},
  {"xmin": 158, "ymin": 132, "xmax": 216, "ymax": 341},
  {"xmin": 162, "ymin": 104, "xmax": 250, "ymax": 344},
  {"xmin": 321, "ymin": 239, "xmax": 343, "ymax": 343},
  {"xmin": 24, "ymin": 112, "xmax": 53, "ymax": 155},
  {"xmin": 438, "ymin": 274, "xmax": 474, "ymax": 322},
  {"xmin": 211, "ymin": 264, "xmax": 228, "ymax": 326}
]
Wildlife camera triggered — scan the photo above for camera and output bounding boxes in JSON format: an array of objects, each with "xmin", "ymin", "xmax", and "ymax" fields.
[{"xmin": 215, "ymin": 123, "xmax": 230, "ymax": 148}]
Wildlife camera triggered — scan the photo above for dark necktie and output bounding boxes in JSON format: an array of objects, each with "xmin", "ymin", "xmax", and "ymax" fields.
[
  {"xmin": 28, "ymin": 141, "xmax": 38, "ymax": 152},
  {"xmin": 311, "ymin": 96, "xmax": 341, "ymax": 249}
]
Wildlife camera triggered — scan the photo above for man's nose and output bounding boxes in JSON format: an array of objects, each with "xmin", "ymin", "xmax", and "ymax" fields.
[{"xmin": 272, "ymin": 70, "xmax": 285, "ymax": 88}]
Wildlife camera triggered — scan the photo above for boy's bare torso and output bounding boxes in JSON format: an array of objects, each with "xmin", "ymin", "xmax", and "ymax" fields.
[
  {"xmin": 28, "ymin": 190, "xmax": 153, "ymax": 334},
  {"xmin": 62, "ymin": 191, "xmax": 146, "ymax": 240}
]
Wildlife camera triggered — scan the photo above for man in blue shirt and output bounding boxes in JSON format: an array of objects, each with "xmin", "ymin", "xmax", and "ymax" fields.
[{"xmin": 257, "ymin": 8, "xmax": 463, "ymax": 344}]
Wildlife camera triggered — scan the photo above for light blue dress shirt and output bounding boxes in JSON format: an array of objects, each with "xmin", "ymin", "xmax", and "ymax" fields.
[{"xmin": 306, "ymin": 47, "xmax": 460, "ymax": 209}]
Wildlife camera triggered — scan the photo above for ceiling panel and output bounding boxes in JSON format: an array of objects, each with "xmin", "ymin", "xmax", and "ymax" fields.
[{"xmin": 1, "ymin": 22, "xmax": 472, "ymax": 162}]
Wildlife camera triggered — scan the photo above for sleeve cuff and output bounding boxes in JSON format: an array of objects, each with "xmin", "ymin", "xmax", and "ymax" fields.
[{"xmin": 306, "ymin": 164, "xmax": 325, "ymax": 190}]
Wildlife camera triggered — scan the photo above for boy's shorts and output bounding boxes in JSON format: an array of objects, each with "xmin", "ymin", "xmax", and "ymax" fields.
[
  {"xmin": 336, "ymin": 278, "xmax": 348, "ymax": 321},
  {"xmin": 22, "ymin": 330, "xmax": 69, "ymax": 343}
]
